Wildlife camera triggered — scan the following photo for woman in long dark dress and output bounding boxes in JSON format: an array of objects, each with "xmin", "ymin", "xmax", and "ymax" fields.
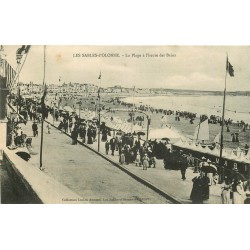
[
  {"xmin": 102, "ymin": 131, "xmax": 107, "ymax": 142},
  {"xmin": 202, "ymin": 175, "xmax": 210, "ymax": 200},
  {"xmin": 190, "ymin": 174, "xmax": 205, "ymax": 204},
  {"xmin": 87, "ymin": 127, "xmax": 93, "ymax": 144},
  {"xmin": 71, "ymin": 128, "xmax": 78, "ymax": 145},
  {"xmin": 101, "ymin": 128, "xmax": 108, "ymax": 142},
  {"xmin": 79, "ymin": 125, "xmax": 86, "ymax": 143},
  {"xmin": 190, "ymin": 174, "xmax": 209, "ymax": 204}
]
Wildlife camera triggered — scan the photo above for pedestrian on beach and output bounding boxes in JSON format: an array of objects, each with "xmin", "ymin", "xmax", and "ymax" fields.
[
  {"xmin": 231, "ymin": 133, "xmax": 236, "ymax": 142},
  {"xmin": 105, "ymin": 140, "xmax": 110, "ymax": 155},
  {"xmin": 235, "ymin": 133, "xmax": 239, "ymax": 143},
  {"xmin": 244, "ymin": 144, "xmax": 249, "ymax": 155}
]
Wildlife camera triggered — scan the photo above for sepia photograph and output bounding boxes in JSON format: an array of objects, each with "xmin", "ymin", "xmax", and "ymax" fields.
[
  {"xmin": 1, "ymin": 45, "xmax": 250, "ymax": 204},
  {"xmin": 2, "ymin": 2, "xmax": 250, "ymax": 250}
]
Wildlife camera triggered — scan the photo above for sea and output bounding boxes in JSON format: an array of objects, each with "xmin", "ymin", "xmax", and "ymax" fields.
[{"xmin": 123, "ymin": 94, "xmax": 250, "ymax": 124}]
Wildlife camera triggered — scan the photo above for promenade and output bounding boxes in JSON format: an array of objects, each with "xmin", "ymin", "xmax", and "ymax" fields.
[
  {"xmin": 14, "ymin": 117, "xmax": 171, "ymax": 204},
  {"xmin": 8, "ymin": 112, "xmax": 230, "ymax": 204}
]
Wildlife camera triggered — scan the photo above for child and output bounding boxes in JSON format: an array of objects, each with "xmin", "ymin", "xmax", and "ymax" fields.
[
  {"xmin": 120, "ymin": 151, "xmax": 125, "ymax": 165},
  {"xmin": 135, "ymin": 151, "xmax": 140, "ymax": 166},
  {"xmin": 151, "ymin": 156, "xmax": 156, "ymax": 168},
  {"xmin": 142, "ymin": 153, "xmax": 149, "ymax": 170}
]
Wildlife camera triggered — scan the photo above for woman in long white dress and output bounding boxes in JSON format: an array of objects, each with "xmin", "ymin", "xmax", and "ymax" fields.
[
  {"xmin": 221, "ymin": 179, "xmax": 232, "ymax": 204},
  {"xmin": 232, "ymin": 180, "xmax": 245, "ymax": 204},
  {"xmin": 243, "ymin": 178, "xmax": 250, "ymax": 204}
]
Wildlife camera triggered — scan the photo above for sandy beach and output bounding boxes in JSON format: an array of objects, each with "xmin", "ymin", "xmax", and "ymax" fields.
[{"xmin": 56, "ymin": 93, "xmax": 250, "ymax": 150}]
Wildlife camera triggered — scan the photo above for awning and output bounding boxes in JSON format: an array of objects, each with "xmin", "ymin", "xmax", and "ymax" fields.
[{"xmin": 148, "ymin": 127, "xmax": 182, "ymax": 139}]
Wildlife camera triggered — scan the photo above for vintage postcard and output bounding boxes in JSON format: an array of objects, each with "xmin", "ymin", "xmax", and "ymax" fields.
[{"xmin": 1, "ymin": 45, "xmax": 250, "ymax": 204}]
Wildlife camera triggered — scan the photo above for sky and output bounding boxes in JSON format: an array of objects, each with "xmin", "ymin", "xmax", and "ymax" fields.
[{"xmin": 2, "ymin": 45, "xmax": 250, "ymax": 91}]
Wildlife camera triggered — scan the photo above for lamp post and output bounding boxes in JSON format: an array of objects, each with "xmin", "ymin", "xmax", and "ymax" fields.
[
  {"xmin": 53, "ymin": 102, "xmax": 56, "ymax": 125},
  {"xmin": 97, "ymin": 94, "xmax": 101, "ymax": 152},
  {"xmin": 146, "ymin": 115, "xmax": 151, "ymax": 143},
  {"xmin": 35, "ymin": 96, "xmax": 38, "ymax": 119},
  {"xmin": 8, "ymin": 112, "xmax": 17, "ymax": 150}
]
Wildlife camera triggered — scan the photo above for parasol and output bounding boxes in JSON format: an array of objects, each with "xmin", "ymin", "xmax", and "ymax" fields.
[
  {"xmin": 161, "ymin": 137, "xmax": 170, "ymax": 142},
  {"xmin": 116, "ymin": 131, "xmax": 123, "ymax": 136},
  {"xmin": 63, "ymin": 106, "xmax": 74, "ymax": 112},
  {"xmin": 231, "ymin": 169, "xmax": 247, "ymax": 182},
  {"xmin": 201, "ymin": 164, "xmax": 217, "ymax": 173},
  {"xmin": 137, "ymin": 131, "xmax": 145, "ymax": 136}
]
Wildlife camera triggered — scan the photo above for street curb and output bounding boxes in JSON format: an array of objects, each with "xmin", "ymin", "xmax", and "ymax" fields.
[{"xmin": 45, "ymin": 119, "xmax": 183, "ymax": 204}]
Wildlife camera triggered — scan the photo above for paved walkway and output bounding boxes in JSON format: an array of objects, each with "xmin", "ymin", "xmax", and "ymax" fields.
[
  {"xmin": 43, "ymin": 114, "xmax": 225, "ymax": 204},
  {"xmin": 14, "ymin": 118, "xmax": 171, "ymax": 204},
  {"xmin": 8, "ymin": 108, "xmax": 243, "ymax": 204}
]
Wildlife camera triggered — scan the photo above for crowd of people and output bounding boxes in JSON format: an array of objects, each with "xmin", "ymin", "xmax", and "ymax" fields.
[
  {"xmin": 7, "ymin": 94, "xmax": 250, "ymax": 204},
  {"xmin": 189, "ymin": 155, "xmax": 250, "ymax": 204},
  {"xmin": 118, "ymin": 98, "xmax": 250, "ymax": 131},
  {"xmin": 77, "ymin": 108, "xmax": 250, "ymax": 204}
]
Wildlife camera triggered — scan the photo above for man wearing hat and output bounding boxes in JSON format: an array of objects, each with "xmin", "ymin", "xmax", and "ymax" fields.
[
  {"xmin": 105, "ymin": 140, "xmax": 110, "ymax": 155},
  {"xmin": 110, "ymin": 137, "xmax": 116, "ymax": 156},
  {"xmin": 32, "ymin": 121, "xmax": 38, "ymax": 137},
  {"xmin": 179, "ymin": 154, "xmax": 188, "ymax": 181}
]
